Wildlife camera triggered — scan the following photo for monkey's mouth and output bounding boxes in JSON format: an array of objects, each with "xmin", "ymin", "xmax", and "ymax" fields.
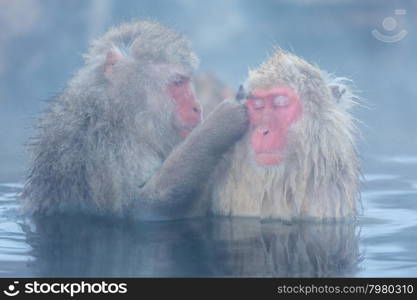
[{"xmin": 254, "ymin": 152, "xmax": 283, "ymax": 166}]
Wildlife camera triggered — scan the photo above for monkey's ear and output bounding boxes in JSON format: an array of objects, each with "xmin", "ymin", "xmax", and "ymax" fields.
[
  {"xmin": 329, "ymin": 85, "xmax": 346, "ymax": 103},
  {"xmin": 104, "ymin": 48, "xmax": 124, "ymax": 80},
  {"xmin": 328, "ymin": 80, "xmax": 358, "ymax": 111}
]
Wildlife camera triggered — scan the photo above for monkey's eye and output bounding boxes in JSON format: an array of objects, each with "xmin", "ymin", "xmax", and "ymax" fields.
[
  {"xmin": 172, "ymin": 75, "xmax": 188, "ymax": 87},
  {"xmin": 273, "ymin": 95, "xmax": 290, "ymax": 107},
  {"xmin": 252, "ymin": 99, "xmax": 265, "ymax": 110}
]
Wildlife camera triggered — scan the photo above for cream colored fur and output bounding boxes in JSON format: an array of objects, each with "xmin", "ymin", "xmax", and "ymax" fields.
[{"xmin": 210, "ymin": 50, "xmax": 360, "ymax": 222}]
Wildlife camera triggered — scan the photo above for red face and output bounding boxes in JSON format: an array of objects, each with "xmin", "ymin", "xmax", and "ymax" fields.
[
  {"xmin": 167, "ymin": 75, "xmax": 202, "ymax": 138},
  {"xmin": 245, "ymin": 86, "xmax": 302, "ymax": 166}
]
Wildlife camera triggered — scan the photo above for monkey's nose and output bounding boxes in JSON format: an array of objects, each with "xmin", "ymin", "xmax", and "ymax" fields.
[
  {"xmin": 193, "ymin": 106, "xmax": 201, "ymax": 114},
  {"xmin": 263, "ymin": 130, "xmax": 270, "ymax": 136}
]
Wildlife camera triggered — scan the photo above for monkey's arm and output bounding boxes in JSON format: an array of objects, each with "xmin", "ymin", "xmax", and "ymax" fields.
[{"xmin": 133, "ymin": 99, "xmax": 248, "ymax": 220}]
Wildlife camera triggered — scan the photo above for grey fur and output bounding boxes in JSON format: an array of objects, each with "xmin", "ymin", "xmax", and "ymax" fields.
[{"xmin": 23, "ymin": 21, "xmax": 249, "ymax": 220}]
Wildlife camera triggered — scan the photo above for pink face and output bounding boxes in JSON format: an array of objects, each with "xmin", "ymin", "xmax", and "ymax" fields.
[
  {"xmin": 245, "ymin": 86, "xmax": 302, "ymax": 166},
  {"xmin": 167, "ymin": 75, "xmax": 202, "ymax": 138}
]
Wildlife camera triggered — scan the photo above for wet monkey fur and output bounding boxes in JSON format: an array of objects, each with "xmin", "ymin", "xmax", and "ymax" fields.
[
  {"xmin": 23, "ymin": 21, "xmax": 249, "ymax": 220},
  {"xmin": 24, "ymin": 22, "xmax": 359, "ymax": 222},
  {"xmin": 208, "ymin": 50, "xmax": 360, "ymax": 222}
]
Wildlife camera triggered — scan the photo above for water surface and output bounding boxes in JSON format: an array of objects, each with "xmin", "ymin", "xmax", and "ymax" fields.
[{"xmin": 0, "ymin": 156, "xmax": 416, "ymax": 277}]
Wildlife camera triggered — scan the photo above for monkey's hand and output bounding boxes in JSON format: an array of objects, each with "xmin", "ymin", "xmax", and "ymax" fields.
[
  {"xmin": 135, "ymin": 98, "xmax": 248, "ymax": 220},
  {"xmin": 197, "ymin": 98, "xmax": 249, "ymax": 154}
]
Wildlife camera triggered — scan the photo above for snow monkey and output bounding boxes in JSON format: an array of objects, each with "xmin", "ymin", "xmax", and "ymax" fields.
[
  {"xmin": 209, "ymin": 49, "xmax": 360, "ymax": 222},
  {"xmin": 23, "ymin": 21, "xmax": 249, "ymax": 220}
]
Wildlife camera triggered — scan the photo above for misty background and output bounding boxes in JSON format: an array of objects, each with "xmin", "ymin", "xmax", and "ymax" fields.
[{"xmin": 1, "ymin": 0, "xmax": 416, "ymax": 182}]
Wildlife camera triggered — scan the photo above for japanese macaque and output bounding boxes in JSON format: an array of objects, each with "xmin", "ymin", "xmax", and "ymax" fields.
[
  {"xmin": 23, "ymin": 21, "xmax": 248, "ymax": 220},
  {"xmin": 209, "ymin": 50, "xmax": 360, "ymax": 222}
]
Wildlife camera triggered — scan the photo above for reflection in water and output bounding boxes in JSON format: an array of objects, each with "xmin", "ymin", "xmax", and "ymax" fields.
[
  {"xmin": 208, "ymin": 219, "xmax": 360, "ymax": 277},
  {"xmin": 22, "ymin": 216, "xmax": 360, "ymax": 277},
  {"xmin": 3, "ymin": 155, "xmax": 417, "ymax": 277}
]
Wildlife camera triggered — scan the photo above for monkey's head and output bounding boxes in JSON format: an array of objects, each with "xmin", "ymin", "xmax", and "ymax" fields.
[
  {"xmin": 244, "ymin": 49, "xmax": 352, "ymax": 167},
  {"xmin": 213, "ymin": 50, "xmax": 359, "ymax": 220},
  {"xmin": 82, "ymin": 21, "xmax": 202, "ymax": 139}
]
